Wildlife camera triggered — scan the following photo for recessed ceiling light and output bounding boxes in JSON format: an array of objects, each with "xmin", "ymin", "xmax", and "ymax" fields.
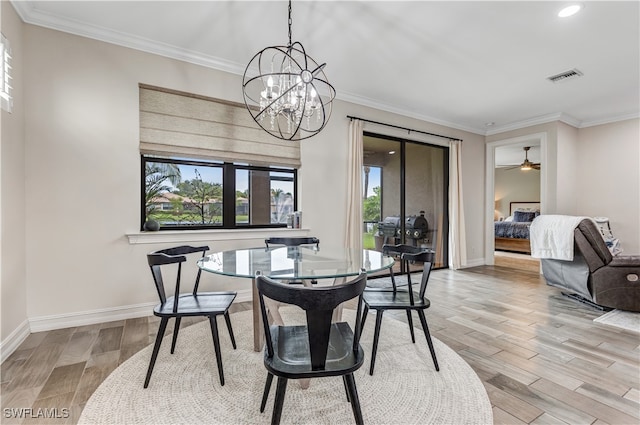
[
  {"xmin": 388, "ymin": 151, "xmax": 396, "ymax": 155},
  {"xmin": 558, "ymin": 4, "xmax": 582, "ymax": 18},
  {"xmin": 485, "ymin": 122, "xmax": 495, "ymax": 127}
]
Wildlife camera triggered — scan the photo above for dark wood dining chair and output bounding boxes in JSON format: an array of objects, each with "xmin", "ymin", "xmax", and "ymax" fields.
[
  {"xmin": 256, "ymin": 270, "xmax": 368, "ymax": 425},
  {"xmin": 264, "ymin": 236, "xmax": 320, "ymax": 249},
  {"xmin": 265, "ymin": 236, "xmax": 320, "ymax": 286},
  {"xmin": 360, "ymin": 244, "xmax": 440, "ymax": 375},
  {"xmin": 145, "ymin": 245, "xmax": 237, "ymax": 388}
]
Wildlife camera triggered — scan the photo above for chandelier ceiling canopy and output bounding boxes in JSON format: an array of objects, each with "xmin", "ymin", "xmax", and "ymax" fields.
[{"xmin": 242, "ymin": 0, "xmax": 335, "ymax": 141}]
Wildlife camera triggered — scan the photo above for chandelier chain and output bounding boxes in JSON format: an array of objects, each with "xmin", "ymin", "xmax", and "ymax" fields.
[{"xmin": 287, "ymin": 0, "xmax": 293, "ymax": 47}]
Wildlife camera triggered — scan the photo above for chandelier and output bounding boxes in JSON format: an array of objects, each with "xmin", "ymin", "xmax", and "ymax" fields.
[{"xmin": 242, "ymin": 0, "xmax": 335, "ymax": 141}]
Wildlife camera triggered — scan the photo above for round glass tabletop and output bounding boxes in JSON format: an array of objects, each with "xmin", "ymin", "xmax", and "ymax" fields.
[{"xmin": 197, "ymin": 246, "xmax": 394, "ymax": 280}]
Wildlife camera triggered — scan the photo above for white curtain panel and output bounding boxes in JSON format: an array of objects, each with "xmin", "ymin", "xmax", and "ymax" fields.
[
  {"xmin": 448, "ymin": 140, "xmax": 467, "ymax": 269},
  {"xmin": 345, "ymin": 119, "xmax": 364, "ymax": 249}
]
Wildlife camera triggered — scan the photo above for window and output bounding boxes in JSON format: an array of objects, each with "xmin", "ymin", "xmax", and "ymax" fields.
[
  {"xmin": 363, "ymin": 133, "xmax": 449, "ymax": 270},
  {"xmin": 142, "ymin": 155, "xmax": 297, "ymax": 230},
  {"xmin": 1, "ymin": 33, "xmax": 13, "ymax": 113},
  {"xmin": 363, "ymin": 165, "xmax": 382, "ymax": 248}
]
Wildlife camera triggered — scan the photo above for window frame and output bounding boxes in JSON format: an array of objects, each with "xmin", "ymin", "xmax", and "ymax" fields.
[{"xmin": 141, "ymin": 155, "xmax": 298, "ymax": 231}]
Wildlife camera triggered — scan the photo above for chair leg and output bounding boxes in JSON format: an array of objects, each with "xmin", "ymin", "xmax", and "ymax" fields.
[
  {"xmin": 406, "ymin": 310, "xmax": 415, "ymax": 343},
  {"xmin": 369, "ymin": 310, "xmax": 384, "ymax": 375},
  {"xmin": 144, "ymin": 317, "xmax": 168, "ymax": 388},
  {"xmin": 417, "ymin": 310, "xmax": 439, "ymax": 371},
  {"xmin": 359, "ymin": 305, "xmax": 369, "ymax": 339},
  {"xmin": 271, "ymin": 377, "xmax": 288, "ymax": 425},
  {"xmin": 260, "ymin": 373, "xmax": 274, "ymax": 413},
  {"xmin": 170, "ymin": 317, "xmax": 181, "ymax": 354},
  {"xmin": 208, "ymin": 315, "xmax": 225, "ymax": 386},
  {"xmin": 342, "ymin": 375, "xmax": 350, "ymax": 402},
  {"xmin": 224, "ymin": 311, "xmax": 237, "ymax": 349},
  {"xmin": 344, "ymin": 373, "xmax": 364, "ymax": 425}
]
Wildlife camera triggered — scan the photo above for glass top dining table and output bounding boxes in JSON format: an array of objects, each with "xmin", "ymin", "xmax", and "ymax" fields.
[{"xmin": 197, "ymin": 246, "xmax": 394, "ymax": 351}]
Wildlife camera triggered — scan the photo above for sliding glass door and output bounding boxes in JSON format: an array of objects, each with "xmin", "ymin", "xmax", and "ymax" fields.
[{"xmin": 363, "ymin": 133, "xmax": 449, "ymax": 275}]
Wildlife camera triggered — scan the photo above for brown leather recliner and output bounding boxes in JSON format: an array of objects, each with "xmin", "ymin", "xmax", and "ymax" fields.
[{"xmin": 541, "ymin": 219, "xmax": 640, "ymax": 312}]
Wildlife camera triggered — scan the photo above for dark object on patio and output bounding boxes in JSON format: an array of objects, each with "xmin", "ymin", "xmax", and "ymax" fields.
[
  {"xmin": 541, "ymin": 219, "xmax": 640, "ymax": 312},
  {"xmin": 145, "ymin": 245, "xmax": 237, "ymax": 388},
  {"xmin": 378, "ymin": 216, "xmax": 402, "ymax": 241},
  {"xmin": 378, "ymin": 211, "xmax": 428, "ymax": 244},
  {"xmin": 361, "ymin": 244, "xmax": 439, "ymax": 375},
  {"xmin": 405, "ymin": 211, "xmax": 429, "ymax": 240},
  {"xmin": 256, "ymin": 270, "xmax": 368, "ymax": 425}
]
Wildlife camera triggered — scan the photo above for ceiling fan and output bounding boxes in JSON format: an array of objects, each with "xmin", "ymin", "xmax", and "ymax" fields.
[{"xmin": 506, "ymin": 146, "xmax": 541, "ymax": 171}]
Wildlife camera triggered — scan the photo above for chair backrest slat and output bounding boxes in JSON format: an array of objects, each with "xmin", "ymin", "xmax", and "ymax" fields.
[
  {"xmin": 382, "ymin": 244, "xmax": 434, "ymax": 301},
  {"xmin": 147, "ymin": 245, "xmax": 210, "ymax": 311}
]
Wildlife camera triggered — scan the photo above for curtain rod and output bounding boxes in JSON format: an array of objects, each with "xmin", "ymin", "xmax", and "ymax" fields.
[{"xmin": 347, "ymin": 115, "xmax": 463, "ymax": 142}]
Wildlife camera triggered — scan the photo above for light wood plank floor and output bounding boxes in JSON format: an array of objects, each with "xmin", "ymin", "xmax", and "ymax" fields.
[{"xmin": 2, "ymin": 266, "xmax": 639, "ymax": 424}]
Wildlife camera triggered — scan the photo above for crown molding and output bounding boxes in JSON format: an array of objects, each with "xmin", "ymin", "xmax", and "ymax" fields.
[
  {"xmin": 485, "ymin": 111, "xmax": 640, "ymax": 135},
  {"xmin": 10, "ymin": 0, "xmax": 246, "ymax": 75},
  {"xmin": 336, "ymin": 90, "xmax": 485, "ymax": 135},
  {"xmin": 580, "ymin": 112, "xmax": 640, "ymax": 128},
  {"xmin": 484, "ymin": 112, "xmax": 580, "ymax": 136},
  {"xmin": 9, "ymin": 0, "xmax": 31, "ymax": 22}
]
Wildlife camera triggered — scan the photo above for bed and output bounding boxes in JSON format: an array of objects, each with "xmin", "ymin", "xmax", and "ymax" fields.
[{"xmin": 494, "ymin": 202, "xmax": 540, "ymax": 254}]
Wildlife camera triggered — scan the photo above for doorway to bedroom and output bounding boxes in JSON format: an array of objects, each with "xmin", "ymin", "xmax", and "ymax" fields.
[{"xmin": 490, "ymin": 140, "xmax": 543, "ymax": 272}]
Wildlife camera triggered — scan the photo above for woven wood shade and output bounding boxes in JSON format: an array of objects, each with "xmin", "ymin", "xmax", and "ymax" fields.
[{"xmin": 139, "ymin": 84, "xmax": 301, "ymax": 167}]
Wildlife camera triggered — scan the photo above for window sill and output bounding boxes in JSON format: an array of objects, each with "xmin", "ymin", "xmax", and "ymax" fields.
[{"xmin": 126, "ymin": 228, "xmax": 311, "ymax": 245}]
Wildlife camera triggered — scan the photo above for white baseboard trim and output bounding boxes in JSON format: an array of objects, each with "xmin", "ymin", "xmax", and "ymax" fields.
[
  {"xmin": 1, "ymin": 320, "xmax": 31, "ymax": 364},
  {"xmin": 3, "ymin": 289, "xmax": 252, "ymax": 362},
  {"xmin": 463, "ymin": 257, "xmax": 486, "ymax": 268},
  {"xmin": 29, "ymin": 302, "xmax": 157, "ymax": 333},
  {"xmin": 27, "ymin": 288, "xmax": 253, "ymax": 333}
]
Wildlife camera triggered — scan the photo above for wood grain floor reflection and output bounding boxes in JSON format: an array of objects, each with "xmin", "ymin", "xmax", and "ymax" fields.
[{"xmin": 1, "ymin": 266, "xmax": 638, "ymax": 424}]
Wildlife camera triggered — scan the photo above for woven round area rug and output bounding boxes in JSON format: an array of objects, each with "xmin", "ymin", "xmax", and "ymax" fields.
[{"xmin": 79, "ymin": 309, "xmax": 492, "ymax": 424}]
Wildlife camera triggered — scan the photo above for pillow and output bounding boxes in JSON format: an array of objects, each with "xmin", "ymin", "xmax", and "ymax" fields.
[
  {"xmin": 504, "ymin": 216, "xmax": 513, "ymax": 222},
  {"xmin": 513, "ymin": 210, "xmax": 536, "ymax": 222}
]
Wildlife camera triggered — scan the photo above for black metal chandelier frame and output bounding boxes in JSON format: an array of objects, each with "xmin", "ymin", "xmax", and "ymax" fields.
[{"xmin": 242, "ymin": 0, "xmax": 336, "ymax": 141}]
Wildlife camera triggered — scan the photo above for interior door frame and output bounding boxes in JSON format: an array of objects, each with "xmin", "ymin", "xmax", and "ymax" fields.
[{"xmin": 485, "ymin": 132, "xmax": 548, "ymax": 265}]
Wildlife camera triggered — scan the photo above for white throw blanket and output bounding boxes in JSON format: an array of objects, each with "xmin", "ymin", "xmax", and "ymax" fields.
[{"xmin": 529, "ymin": 215, "xmax": 591, "ymax": 260}]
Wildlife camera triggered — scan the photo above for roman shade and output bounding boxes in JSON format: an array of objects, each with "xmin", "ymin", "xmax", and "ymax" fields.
[{"xmin": 139, "ymin": 85, "xmax": 301, "ymax": 168}]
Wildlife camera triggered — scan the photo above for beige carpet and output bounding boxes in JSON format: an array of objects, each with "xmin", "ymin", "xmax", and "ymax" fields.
[
  {"xmin": 79, "ymin": 309, "xmax": 492, "ymax": 424},
  {"xmin": 594, "ymin": 309, "xmax": 640, "ymax": 333}
]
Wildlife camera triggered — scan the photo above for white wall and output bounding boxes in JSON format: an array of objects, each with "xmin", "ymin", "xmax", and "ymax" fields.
[
  {"xmin": 494, "ymin": 168, "xmax": 540, "ymax": 219},
  {"xmin": 4, "ymin": 20, "xmax": 483, "ymax": 348},
  {"xmin": 576, "ymin": 119, "xmax": 640, "ymax": 253},
  {"xmin": 1, "ymin": 2, "xmax": 29, "ymax": 359},
  {"xmin": 556, "ymin": 122, "xmax": 580, "ymax": 214}
]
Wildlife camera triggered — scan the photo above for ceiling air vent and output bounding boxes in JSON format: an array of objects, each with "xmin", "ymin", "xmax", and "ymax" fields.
[{"xmin": 547, "ymin": 68, "xmax": 583, "ymax": 83}]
